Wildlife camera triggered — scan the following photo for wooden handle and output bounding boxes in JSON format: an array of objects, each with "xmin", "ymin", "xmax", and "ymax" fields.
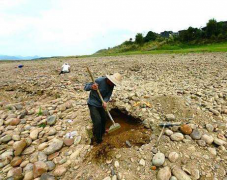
[{"xmin": 86, "ymin": 67, "xmax": 105, "ymax": 103}]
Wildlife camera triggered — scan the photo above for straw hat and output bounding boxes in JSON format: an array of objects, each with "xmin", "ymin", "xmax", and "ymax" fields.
[{"xmin": 106, "ymin": 73, "xmax": 122, "ymax": 86}]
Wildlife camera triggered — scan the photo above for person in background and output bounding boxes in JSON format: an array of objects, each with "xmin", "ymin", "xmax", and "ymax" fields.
[{"xmin": 59, "ymin": 63, "xmax": 70, "ymax": 75}]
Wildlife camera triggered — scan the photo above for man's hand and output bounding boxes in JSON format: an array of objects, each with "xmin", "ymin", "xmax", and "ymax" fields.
[
  {"xmin": 91, "ymin": 83, "xmax": 98, "ymax": 90},
  {"xmin": 102, "ymin": 102, "xmax": 107, "ymax": 109}
]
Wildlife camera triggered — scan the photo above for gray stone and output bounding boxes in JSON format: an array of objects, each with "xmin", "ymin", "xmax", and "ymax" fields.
[
  {"xmin": 152, "ymin": 152, "xmax": 165, "ymax": 167},
  {"xmin": 206, "ymin": 124, "xmax": 214, "ymax": 132},
  {"xmin": 47, "ymin": 116, "xmax": 57, "ymax": 126},
  {"xmin": 44, "ymin": 139, "xmax": 63, "ymax": 155},
  {"xmin": 190, "ymin": 129, "xmax": 202, "ymax": 140},
  {"xmin": 46, "ymin": 161, "xmax": 55, "ymax": 171},
  {"xmin": 197, "ymin": 140, "xmax": 206, "ymax": 147},
  {"xmin": 40, "ymin": 173, "xmax": 55, "ymax": 180},
  {"xmin": 38, "ymin": 152, "xmax": 47, "ymax": 162}
]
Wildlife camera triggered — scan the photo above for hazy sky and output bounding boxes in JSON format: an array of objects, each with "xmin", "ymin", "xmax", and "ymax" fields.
[{"xmin": 0, "ymin": 0, "xmax": 226, "ymax": 57}]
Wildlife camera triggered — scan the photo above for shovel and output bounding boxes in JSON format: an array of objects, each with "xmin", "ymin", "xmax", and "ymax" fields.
[{"xmin": 86, "ymin": 67, "xmax": 121, "ymax": 133}]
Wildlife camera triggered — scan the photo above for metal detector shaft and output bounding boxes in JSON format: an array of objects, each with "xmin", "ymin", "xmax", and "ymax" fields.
[{"xmin": 86, "ymin": 67, "xmax": 115, "ymax": 124}]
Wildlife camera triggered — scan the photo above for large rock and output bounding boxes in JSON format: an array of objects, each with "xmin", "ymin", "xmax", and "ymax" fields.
[
  {"xmin": 170, "ymin": 133, "xmax": 184, "ymax": 141},
  {"xmin": 47, "ymin": 116, "xmax": 57, "ymax": 126},
  {"xmin": 172, "ymin": 166, "xmax": 191, "ymax": 180},
  {"xmin": 152, "ymin": 152, "xmax": 165, "ymax": 166},
  {"xmin": 13, "ymin": 139, "xmax": 27, "ymax": 156},
  {"xmin": 33, "ymin": 161, "xmax": 48, "ymax": 178},
  {"xmin": 44, "ymin": 139, "xmax": 63, "ymax": 155},
  {"xmin": 190, "ymin": 129, "xmax": 202, "ymax": 140},
  {"xmin": 157, "ymin": 166, "xmax": 171, "ymax": 180}
]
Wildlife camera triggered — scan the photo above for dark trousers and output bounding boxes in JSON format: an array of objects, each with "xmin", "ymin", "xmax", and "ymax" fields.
[{"xmin": 88, "ymin": 105, "xmax": 106, "ymax": 143}]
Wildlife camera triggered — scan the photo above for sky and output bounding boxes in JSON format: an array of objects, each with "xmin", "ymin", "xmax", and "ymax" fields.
[{"xmin": 0, "ymin": 0, "xmax": 226, "ymax": 57}]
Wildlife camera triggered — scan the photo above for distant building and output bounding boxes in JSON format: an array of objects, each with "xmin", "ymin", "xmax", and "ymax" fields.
[{"xmin": 160, "ymin": 31, "xmax": 178, "ymax": 38}]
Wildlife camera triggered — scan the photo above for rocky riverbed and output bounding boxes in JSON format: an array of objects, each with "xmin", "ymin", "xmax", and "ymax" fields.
[{"xmin": 0, "ymin": 53, "xmax": 227, "ymax": 180}]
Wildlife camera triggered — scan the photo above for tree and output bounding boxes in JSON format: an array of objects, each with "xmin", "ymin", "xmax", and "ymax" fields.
[
  {"xmin": 135, "ymin": 33, "xmax": 144, "ymax": 45},
  {"xmin": 144, "ymin": 31, "xmax": 157, "ymax": 42},
  {"xmin": 206, "ymin": 19, "xmax": 218, "ymax": 38}
]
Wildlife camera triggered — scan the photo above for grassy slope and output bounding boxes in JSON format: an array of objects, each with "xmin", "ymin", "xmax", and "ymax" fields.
[{"xmin": 94, "ymin": 42, "xmax": 227, "ymax": 57}]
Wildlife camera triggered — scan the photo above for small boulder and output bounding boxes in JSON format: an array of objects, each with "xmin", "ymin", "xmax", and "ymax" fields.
[{"xmin": 10, "ymin": 157, "xmax": 23, "ymax": 167}]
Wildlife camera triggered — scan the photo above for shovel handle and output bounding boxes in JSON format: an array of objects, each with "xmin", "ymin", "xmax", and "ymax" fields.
[{"xmin": 86, "ymin": 67, "xmax": 105, "ymax": 104}]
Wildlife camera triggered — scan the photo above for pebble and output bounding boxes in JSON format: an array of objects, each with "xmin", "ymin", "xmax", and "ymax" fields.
[
  {"xmin": 152, "ymin": 152, "xmax": 165, "ymax": 166},
  {"xmin": 201, "ymin": 134, "xmax": 214, "ymax": 144},
  {"xmin": 114, "ymin": 161, "xmax": 119, "ymax": 168},
  {"xmin": 13, "ymin": 139, "xmax": 27, "ymax": 156},
  {"xmin": 172, "ymin": 166, "xmax": 191, "ymax": 180},
  {"xmin": 168, "ymin": 152, "xmax": 179, "ymax": 163},
  {"xmin": 157, "ymin": 166, "xmax": 171, "ymax": 180},
  {"xmin": 180, "ymin": 124, "xmax": 192, "ymax": 135},
  {"xmin": 166, "ymin": 114, "xmax": 175, "ymax": 121},
  {"xmin": 214, "ymin": 138, "xmax": 226, "ymax": 146},
  {"xmin": 40, "ymin": 173, "xmax": 56, "ymax": 180},
  {"xmin": 165, "ymin": 129, "xmax": 173, "ymax": 136},
  {"xmin": 46, "ymin": 161, "xmax": 55, "ymax": 171},
  {"xmin": 33, "ymin": 161, "xmax": 48, "ymax": 178},
  {"xmin": 1, "ymin": 135, "xmax": 12, "ymax": 143},
  {"xmin": 139, "ymin": 159, "xmax": 145, "ymax": 166},
  {"xmin": 10, "ymin": 157, "xmax": 23, "ymax": 167},
  {"xmin": 64, "ymin": 138, "xmax": 74, "ymax": 146},
  {"xmin": 206, "ymin": 124, "xmax": 214, "ymax": 132},
  {"xmin": 190, "ymin": 129, "xmax": 202, "ymax": 140},
  {"xmin": 197, "ymin": 140, "xmax": 206, "ymax": 147},
  {"xmin": 24, "ymin": 171, "xmax": 33, "ymax": 180},
  {"xmin": 30, "ymin": 128, "xmax": 40, "ymax": 140},
  {"xmin": 170, "ymin": 133, "xmax": 184, "ymax": 141},
  {"xmin": 44, "ymin": 139, "xmax": 63, "ymax": 155},
  {"xmin": 38, "ymin": 142, "xmax": 48, "ymax": 151},
  {"xmin": 53, "ymin": 166, "xmax": 67, "ymax": 176},
  {"xmin": 47, "ymin": 115, "xmax": 57, "ymax": 126},
  {"xmin": 22, "ymin": 146, "xmax": 35, "ymax": 155}
]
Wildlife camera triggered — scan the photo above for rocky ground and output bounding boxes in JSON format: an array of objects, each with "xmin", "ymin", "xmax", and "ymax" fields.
[{"xmin": 0, "ymin": 53, "xmax": 227, "ymax": 180}]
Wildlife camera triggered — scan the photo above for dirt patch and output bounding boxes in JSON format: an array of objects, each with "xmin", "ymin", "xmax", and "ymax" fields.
[{"xmin": 90, "ymin": 109, "xmax": 151, "ymax": 162}]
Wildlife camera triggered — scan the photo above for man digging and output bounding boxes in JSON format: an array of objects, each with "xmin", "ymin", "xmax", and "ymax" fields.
[{"xmin": 84, "ymin": 72, "xmax": 122, "ymax": 144}]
